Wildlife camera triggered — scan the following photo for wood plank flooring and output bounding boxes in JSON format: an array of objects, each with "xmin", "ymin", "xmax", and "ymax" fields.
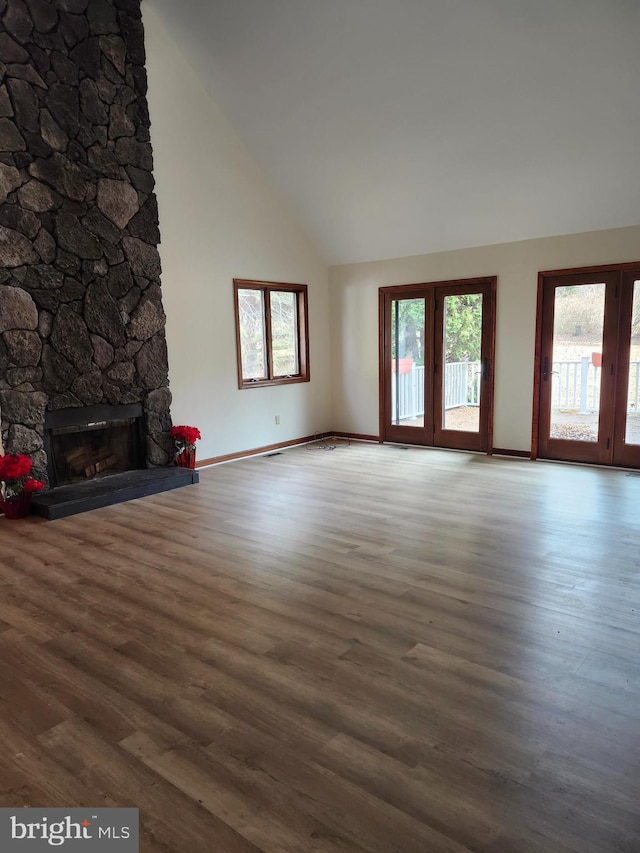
[{"xmin": 1, "ymin": 441, "xmax": 639, "ymax": 852}]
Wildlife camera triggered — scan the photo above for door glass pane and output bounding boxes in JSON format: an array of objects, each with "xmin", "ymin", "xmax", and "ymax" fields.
[
  {"xmin": 624, "ymin": 281, "xmax": 640, "ymax": 445},
  {"xmin": 549, "ymin": 283, "xmax": 605, "ymax": 442},
  {"xmin": 271, "ymin": 290, "xmax": 299, "ymax": 376},
  {"xmin": 238, "ymin": 289, "xmax": 267, "ymax": 380},
  {"xmin": 442, "ymin": 293, "xmax": 482, "ymax": 432},
  {"xmin": 390, "ymin": 298, "xmax": 425, "ymax": 427}
]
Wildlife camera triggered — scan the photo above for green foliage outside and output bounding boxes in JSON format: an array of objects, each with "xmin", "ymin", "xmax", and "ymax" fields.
[
  {"xmin": 443, "ymin": 294, "xmax": 483, "ymax": 361},
  {"xmin": 392, "ymin": 294, "xmax": 483, "ymax": 364}
]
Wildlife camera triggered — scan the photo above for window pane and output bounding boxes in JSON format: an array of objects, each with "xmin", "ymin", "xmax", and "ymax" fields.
[
  {"xmin": 238, "ymin": 289, "xmax": 266, "ymax": 379},
  {"xmin": 271, "ymin": 290, "xmax": 299, "ymax": 376},
  {"xmin": 549, "ymin": 283, "xmax": 605, "ymax": 442},
  {"xmin": 390, "ymin": 298, "xmax": 425, "ymax": 427},
  {"xmin": 625, "ymin": 280, "xmax": 640, "ymax": 444},
  {"xmin": 442, "ymin": 293, "xmax": 482, "ymax": 432}
]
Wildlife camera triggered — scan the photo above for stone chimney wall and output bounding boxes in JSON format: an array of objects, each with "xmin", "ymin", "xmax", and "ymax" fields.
[{"xmin": 0, "ymin": 0, "xmax": 173, "ymax": 483}]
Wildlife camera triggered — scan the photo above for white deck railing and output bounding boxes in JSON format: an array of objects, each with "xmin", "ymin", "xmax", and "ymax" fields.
[
  {"xmin": 391, "ymin": 362, "xmax": 480, "ymax": 422},
  {"xmin": 552, "ymin": 359, "xmax": 640, "ymax": 413},
  {"xmin": 392, "ymin": 359, "xmax": 640, "ymax": 423}
]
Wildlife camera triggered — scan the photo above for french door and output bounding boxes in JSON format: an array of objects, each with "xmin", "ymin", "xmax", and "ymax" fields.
[
  {"xmin": 536, "ymin": 264, "xmax": 640, "ymax": 467},
  {"xmin": 379, "ymin": 277, "xmax": 496, "ymax": 452}
]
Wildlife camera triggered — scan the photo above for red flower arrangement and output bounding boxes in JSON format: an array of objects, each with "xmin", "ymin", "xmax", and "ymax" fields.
[
  {"xmin": 0, "ymin": 454, "xmax": 45, "ymax": 517},
  {"xmin": 24, "ymin": 477, "xmax": 45, "ymax": 493},
  {"xmin": 0, "ymin": 453, "xmax": 32, "ymax": 482},
  {"xmin": 170, "ymin": 425, "xmax": 202, "ymax": 452},
  {"xmin": 170, "ymin": 425, "xmax": 201, "ymax": 470}
]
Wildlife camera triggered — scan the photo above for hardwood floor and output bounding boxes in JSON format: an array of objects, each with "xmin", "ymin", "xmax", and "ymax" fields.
[{"xmin": 1, "ymin": 441, "xmax": 639, "ymax": 852}]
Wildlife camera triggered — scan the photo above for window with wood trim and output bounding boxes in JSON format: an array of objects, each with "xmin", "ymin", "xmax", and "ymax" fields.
[{"xmin": 233, "ymin": 279, "xmax": 310, "ymax": 388}]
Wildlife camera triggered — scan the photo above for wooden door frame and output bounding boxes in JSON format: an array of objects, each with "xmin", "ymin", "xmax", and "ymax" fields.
[
  {"xmin": 613, "ymin": 268, "xmax": 640, "ymax": 467},
  {"xmin": 433, "ymin": 281, "xmax": 496, "ymax": 452},
  {"xmin": 378, "ymin": 276, "xmax": 497, "ymax": 452},
  {"xmin": 379, "ymin": 287, "xmax": 434, "ymax": 446},
  {"xmin": 532, "ymin": 260, "xmax": 640, "ymax": 462},
  {"xmin": 536, "ymin": 270, "xmax": 619, "ymax": 465}
]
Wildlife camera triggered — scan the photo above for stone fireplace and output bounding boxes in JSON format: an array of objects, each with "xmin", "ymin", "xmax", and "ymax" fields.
[{"xmin": 0, "ymin": 0, "xmax": 178, "ymax": 509}]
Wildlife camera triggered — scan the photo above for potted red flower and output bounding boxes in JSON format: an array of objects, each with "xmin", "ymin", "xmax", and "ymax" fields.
[
  {"xmin": 170, "ymin": 425, "xmax": 201, "ymax": 469},
  {"xmin": 0, "ymin": 454, "xmax": 45, "ymax": 519}
]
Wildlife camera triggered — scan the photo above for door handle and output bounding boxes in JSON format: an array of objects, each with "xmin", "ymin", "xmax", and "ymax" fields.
[
  {"xmin": 542, "ymin": 356, "xmax": 549, "ymax": 381},
  {"xmin": 482, "ymin": 357, "xmax": 488, "ymax": 381}
]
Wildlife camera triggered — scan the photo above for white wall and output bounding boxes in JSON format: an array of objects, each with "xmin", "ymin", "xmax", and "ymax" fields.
[
  {"xmin": 143, "ymin": 6, "xmax": 331, "ymax": 460},
  {"xmin": 144, "ymin": 3, "xmax": 640, "ymax": 458},
  {"xmin": 329, "ymin": 226, "xmax": 640, "ymax": 451}
]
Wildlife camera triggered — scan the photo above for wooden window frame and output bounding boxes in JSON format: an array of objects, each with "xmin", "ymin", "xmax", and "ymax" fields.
[{"xmin": 233, "ymin": 279, "xmax": 310, "ymax": 389}]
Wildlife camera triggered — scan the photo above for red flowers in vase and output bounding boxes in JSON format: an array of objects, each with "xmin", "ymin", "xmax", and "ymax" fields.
[
  {"xmin": 170, "ymin": 425, "xmax": 201, "ymax": 469},
  {"xmin": 0, "ymin": 454, "xmax": 45, "ymax": 519},
  {"xmin": 0, "ymin": 453, "xmax": 32, "ymax": 482},
  {"xmin": 24, "ymin": 477, "xmax": 45, "ymax": 493}
]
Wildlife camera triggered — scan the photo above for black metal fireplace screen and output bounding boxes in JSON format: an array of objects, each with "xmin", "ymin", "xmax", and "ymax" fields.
[{"xmin": 44, "ymin": 403, "xmax": 145, "ymax": 489}]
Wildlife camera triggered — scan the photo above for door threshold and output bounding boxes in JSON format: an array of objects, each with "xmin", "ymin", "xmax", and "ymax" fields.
[
  {"xmin": 381, "ymin": 441, "xmax": 489, "ymax": 457},
  {"xmin": 535, "ymin": 456, "xmax": 639, "ymax": 473}
]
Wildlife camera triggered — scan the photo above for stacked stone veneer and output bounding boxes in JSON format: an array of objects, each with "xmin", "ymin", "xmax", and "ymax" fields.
[{"xmin": 0, "ymin": 0, "xmax": 173, "ymax": 484}]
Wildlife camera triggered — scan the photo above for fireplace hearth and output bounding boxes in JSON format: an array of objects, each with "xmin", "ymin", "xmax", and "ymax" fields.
[
  {"xmin": 29, "ymin": 402, "xmax": 199, "ymax": 519},
  {"xmin": 30, "ymin": 465, "xmax": 199, "ymax": 521}
]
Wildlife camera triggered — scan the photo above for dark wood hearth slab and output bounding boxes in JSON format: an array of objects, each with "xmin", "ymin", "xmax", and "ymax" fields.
[{"xmin": 30, "ymin": 467, "xmax": 200, "ymax": 520}]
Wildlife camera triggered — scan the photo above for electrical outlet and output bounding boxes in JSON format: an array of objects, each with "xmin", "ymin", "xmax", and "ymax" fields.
[{"xmin": 275, "ymin": 415, "xmax": 280, "ymax": 425}]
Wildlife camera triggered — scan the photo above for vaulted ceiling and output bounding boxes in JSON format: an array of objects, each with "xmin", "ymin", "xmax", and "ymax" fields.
[{"xmin": 148, "ymin": 0, "xmax": 640, "ymax": 265}]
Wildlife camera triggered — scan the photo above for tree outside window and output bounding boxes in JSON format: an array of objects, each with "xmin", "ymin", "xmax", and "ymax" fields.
[{"xmin": 391, "ymin": 295, "xmax": 483, "ymax": 364}]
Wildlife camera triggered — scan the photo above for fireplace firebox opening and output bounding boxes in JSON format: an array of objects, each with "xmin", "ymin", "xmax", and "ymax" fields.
[{"xmin": 44, "ymin": 404, "xmax": 145, "ymax": 489}]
